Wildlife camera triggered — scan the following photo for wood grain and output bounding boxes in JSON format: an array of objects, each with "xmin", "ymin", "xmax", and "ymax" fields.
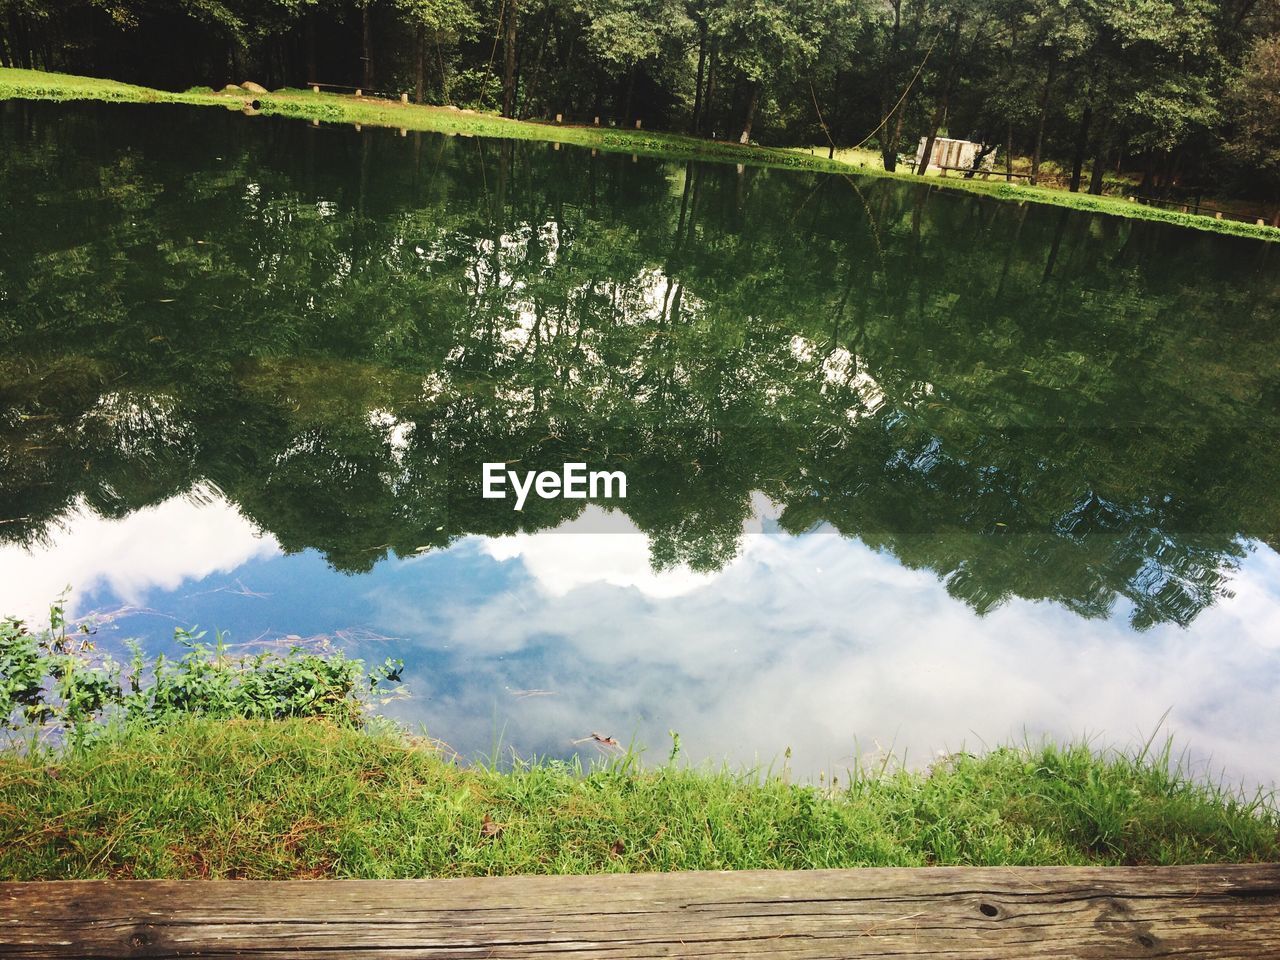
[{"xmin": 2, "ymin": 865, "xmax": 1278, "ymax": 958}]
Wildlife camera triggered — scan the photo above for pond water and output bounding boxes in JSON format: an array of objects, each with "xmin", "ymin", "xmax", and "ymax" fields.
[{"xmin": 2, "ymin": 101, "xmax": 1279, "ymax": 785}]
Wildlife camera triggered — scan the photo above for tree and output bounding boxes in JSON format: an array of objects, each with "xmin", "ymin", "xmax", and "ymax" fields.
[
  {"xmin": 503, "ymin": 0, "xmax": 519, "ymax": 116},
  {"xmin": 1064, "ymin": 0, "xmax": 1220, "ymax": 194},
  {"xmin": 574, "ymin": 0, "xmax": 691, "ymax": 122},
  {"xmin": 396, "ymin": 0, "xmax": 478, "ymax": 102},
  {"xmin": 707, "ymin": 0, "xmax": 838, "ymax": 142},
  {"xmin": 1224, "ymin": 34, "xmax": 1280, "ymax": 222}
]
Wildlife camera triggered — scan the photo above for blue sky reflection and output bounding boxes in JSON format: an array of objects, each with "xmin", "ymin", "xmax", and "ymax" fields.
[{"xmin": 2, "ymin": 493, "xmax": 1276, "ymax": 788}]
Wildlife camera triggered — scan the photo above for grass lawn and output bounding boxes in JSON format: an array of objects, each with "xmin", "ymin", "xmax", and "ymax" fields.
[
  {"xmin": 2, "ymin": 67, "xmax": 1277, "ymax": 243},
  {"xmin": 1, "ymin": 718, "xmax": 1276, "ymax": 880}
]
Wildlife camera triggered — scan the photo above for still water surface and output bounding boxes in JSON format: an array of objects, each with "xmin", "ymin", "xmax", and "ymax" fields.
[{"xmin": 2, "ymin": 102, "xmax": 1278, "ymax": 783}]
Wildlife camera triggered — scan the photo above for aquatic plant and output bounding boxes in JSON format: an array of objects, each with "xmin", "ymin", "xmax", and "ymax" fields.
[{"xmin": 0, "ymin": 603, "xmax": 404, "ymax": 738}]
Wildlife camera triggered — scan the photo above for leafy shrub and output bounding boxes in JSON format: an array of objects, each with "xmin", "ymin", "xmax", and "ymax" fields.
[
  {"xmin": 0, "ymin": 603, "xmax": 404, "ymax": 739},
  {"xmin": 447, "ymin": 67, "xmax": 500, "ymax": 111}
]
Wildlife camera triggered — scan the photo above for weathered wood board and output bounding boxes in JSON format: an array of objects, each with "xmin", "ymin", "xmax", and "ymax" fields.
[{"xmin": 2, "ymin": 864, "xmax": 1278, "ymax": 958}]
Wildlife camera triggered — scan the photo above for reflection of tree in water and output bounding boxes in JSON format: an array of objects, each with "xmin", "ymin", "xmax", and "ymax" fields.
[{"xmin": 2, "ymin": 102, "xmax": 1278, "ymax": 627}]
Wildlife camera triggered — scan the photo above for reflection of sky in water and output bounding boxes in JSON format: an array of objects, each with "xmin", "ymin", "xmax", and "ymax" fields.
[{"xmin": 4, "ymin": 489, "xmax": 1278, "ymax": 789}]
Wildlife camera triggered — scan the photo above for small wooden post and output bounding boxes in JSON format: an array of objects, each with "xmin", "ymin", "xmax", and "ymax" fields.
[
  {"xmin": 555, "ymin": 113, "xmax": 563, "ymax": 124},
  {"xmin": 311, "ymin": 85, "xmax": 320, "ymax": 94},
  {"xmin": 1258, "ymin": 218, "xmax": 1267, "ymax": 226},
  {"xmin": 400, "ymin": 128, "xmax": 407, "ymax": 137},
  {"xmin": 1215, "ymin": 211, "xmax": 1223, "ymax": 219},
  {"xmin": 632, "ymin": 154, "xmax": 638, "ymax": 163},
  {"xmin": 553, "ymin": 142, "xmax": 560, "ymax": 150},
  {"xmin": 591, "ymin": 148, "xmax": 598, "ymax": 157},
  {"xmin": 593, "ymin": 116, "xmax": 600, "ymax": 126},
  {"xmin": 355, "ymin": 88, "xmax": 362, "ymax": 97},
  {"xmin": 1127, "ymin": 196, "xmax": 1135, "ymax": 202},
  {"xmin": 635, "ymin": 119, "xmax": 642, "ymax": 129},
  {"xmin": 312, "ymin": 119, "xmax": 319, "ymax": 127},
  {"xmin": 401, "ymin": 93, "xmax": 408, "ymax": 104},
  {"xmin": 354, "ymin": 123, "xmax": 362, "ymax": 132}
]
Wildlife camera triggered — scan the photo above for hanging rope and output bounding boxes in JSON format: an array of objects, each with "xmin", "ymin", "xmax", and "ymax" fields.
[
  {"xmin": 809, "ymin": 81, "xmax": 836, "ymax": 154},
  {"xmin": 851, "ymin": 34, "xmax": 940, "ymax": 153},
  {"xmin": 478, "ymin": 0, "xmax": 507, "ymax": 111}
]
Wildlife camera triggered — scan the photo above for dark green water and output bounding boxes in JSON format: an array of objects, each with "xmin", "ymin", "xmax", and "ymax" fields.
[{"xmin": 2, "ymin": 102, "xmax": 1279, "ymax": 780}]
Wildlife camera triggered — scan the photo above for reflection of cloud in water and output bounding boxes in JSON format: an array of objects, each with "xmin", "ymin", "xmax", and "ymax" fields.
[
  {"xmin": 3, "ymin": 489, "xmax": 1276, "ymax": 790},
  {"xmin": 0, "ymin": 489, "xmax": 280, "ymax": 622},
  {"xmin": 479, "ymin": 502, "xmax": 773, "ymax": 598},
  {"xmin": 381, "ymin": 518, "xmax": 1280, "ymax": 789}
]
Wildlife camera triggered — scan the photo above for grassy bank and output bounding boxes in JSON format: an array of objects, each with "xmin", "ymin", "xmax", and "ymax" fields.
[
  {"xmin": 0, "ymin": 67, "xmax": 846, "ymax": 175},
  {"xmin": 2, "ymin": 67, "xmax": 1277, "ymax": 243},
  {"xmin": 1, "ymin": 718, "xmax": 1276, "ymax": 880}
]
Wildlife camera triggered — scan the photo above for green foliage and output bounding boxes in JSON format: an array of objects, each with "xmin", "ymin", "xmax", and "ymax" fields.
[
  {"xmin": 0, "ymin": 99, "xmax": 1277, "ymax": 631},
  {"xmin": 0, "ymin": 718, "xmax": 1274, "ymax": 878},
  {"xmin": 575, "ymin": 0, "xmax": 690, "ymax": 76},
  {"xmin": 0, "ymin": 607, "xmax": 405, "ymax": 737},
  {"xmin": 1, "ymin": 0, "xmax": 1277, "ymax": 213},
  {"xmin": 1224, "ymin": 35, "xmax": 1280, "ymax": 200},
  {"xmin": 708, "ymin": 0, "xmax": 831, "ymax": 85}
]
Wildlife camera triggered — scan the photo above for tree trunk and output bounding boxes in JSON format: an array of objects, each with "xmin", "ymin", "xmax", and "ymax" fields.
[
  {"xmin": 437, "ymin": 36, "xmax": 451, "ymax": 102},
  {"xmin": 882, "ymin": 104, "xmax": 903, "ymax": 171},
  {"xmin": 692, "ymin": 23, "xmax": 707, "ymax": 134},
  {"xmin": 739, "ymin": 82, "xmax": 759, "ymax": 144},
  {"xmin": 1068, "ymin": 103, "xmax": 1093, "ymax": 192},
  {"xmin": 502, "ymin": 0, "xmax": 519, "ymax": 118},
  {"xmin": 361, "ymin": 5, "xmax": 374, "ymax": 89},
  {"xmin": 827, "ymin": 69, "xmax": 841, "ymax": 159},
  {"xmin": 916, "ymin": 16, "xmax": 964, "ymax": 176},
  {"xmin": 517, "ymin": 12, "xmax": 551, "ymax": 119},
  {"xmin": 1005, "ymin": 123, "xmax": 1013, "ymax": 181},
  {"xmin": 624, "ymin": 64, "xmax": 637, "ymax": 122},
  {"xmin": 1163, "ymin": 148, "xmax": 1183, "ymax": 199},
  {"xmin": 1138, "ymin": 150, "xmax": 1153, "ymax": 194},
  {"xmin": 917, "ymin": 98, "xmax": 946, "ymax": 176},
  {"xmin": 1088, "ymin": 137, "xmax": 1107, "ymax": 195},
  {"xmin": 703, "ymin": 48, "xmax": 718, "ymax": 137},
  {"xmin": 966, "ymin": 141, "xmax": 996, "ymax": 178},
  {"xmin": 415, "ymin": 26, "xmax": 425, "ymax": 103},
  {"xmin": 880, "ymin": 0, "xmax": 903, "ymax": 172},
  {"xmin": 1030, "ymin": 59, "xmax": 1054, "ymax": 185},
  {"xmin": 305, "ymin": 14, "xmax": 317, "ymax": 83},
  {"xmin": 6, "ymin": 9, "xmax": 26, "ymax": 69}
]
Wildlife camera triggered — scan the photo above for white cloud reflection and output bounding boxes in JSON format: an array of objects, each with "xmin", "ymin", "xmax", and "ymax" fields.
[
  {"xmin": 5, "ymin": 488, "xmax": 1276, "ymax": 790},
  {"xmin": 479, "ymin": 501, "xmax": 773, "ymax": 598},
  {"xmin": 385, "ymin": 515, "xmax": 1280, "ymax": 789},
  {"xmin": 0, "ymin": 489, "xmax": 280, "ymax": 623}
]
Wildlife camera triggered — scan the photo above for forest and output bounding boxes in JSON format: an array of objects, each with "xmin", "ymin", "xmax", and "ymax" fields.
[{"xmin": 0, "ymin": 0, "xmax": 1278, "ymax": 212}]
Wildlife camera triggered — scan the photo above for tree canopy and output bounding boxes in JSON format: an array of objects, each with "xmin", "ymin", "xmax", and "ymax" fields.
[
  {"xmin": 2, "ymin": 101, "xmax": 1278, "ymax": 628},
  {"xmin": 2, "ymin": 0, "xmax": 1279, "ymax": 213}
]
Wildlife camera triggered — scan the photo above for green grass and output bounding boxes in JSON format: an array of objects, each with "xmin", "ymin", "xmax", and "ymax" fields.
[
  {"xmin": 0, "ymin": 67, "xmax": 844, "ymax": 175},
  {"xmin": 2, "ymin": 67, "xmax": 1277, "ymax": 242},
  {"xmin": 0, "ymin": 718, "xmax": 1275, "ymax": 879}
]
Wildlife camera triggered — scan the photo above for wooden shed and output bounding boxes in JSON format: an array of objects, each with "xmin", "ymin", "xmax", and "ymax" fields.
[{"xmin": 915, "ymin": 137, "xmax": 993, "ymax": 174}]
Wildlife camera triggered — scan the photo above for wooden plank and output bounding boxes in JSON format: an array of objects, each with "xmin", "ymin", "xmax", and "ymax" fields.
[{"xmin": 1, "ymin": 865, "xmax": 1278, "ymax": 958}]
